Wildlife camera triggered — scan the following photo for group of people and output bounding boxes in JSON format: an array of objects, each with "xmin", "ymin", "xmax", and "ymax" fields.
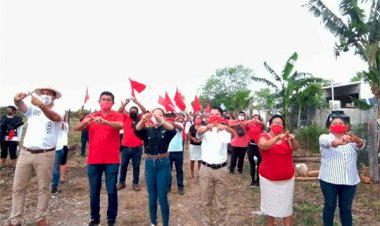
[{"xmin": 2, "ymin": 86, "xmax": 366, "ymax": 226}]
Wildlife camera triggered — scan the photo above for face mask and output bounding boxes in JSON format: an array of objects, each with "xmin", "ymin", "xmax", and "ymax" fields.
[
  {"xmin": 151, "ymin": 117, "xmax": 162, "ymax": 128},
  {"xmin": 40, "ymin": 95, "xmax": 52, "ymax": 105},
  {"xmin": 330, "ymin": 125, "xmax": 347, "ymax": 134},
  {"xmin": 129, "ymin": 111, "xmax": 138, "ymax": 119},
  {"xmin": 100, "ymin": 102, "xmax": 112, "ymax": 111},
  {"xmin": 270, "ymin": 124, "xmax": 283, "ymax": 135},
  {"xmin": 209, "ymin": 115, "xmax": 222, "ymax": 124},
  {"xmin": 194, "ymin": 119, "xmax": 202, "ymax": 125},
  {"xmin": 238, "ymin": 115, "xmax": 245, "ymax": 121}
]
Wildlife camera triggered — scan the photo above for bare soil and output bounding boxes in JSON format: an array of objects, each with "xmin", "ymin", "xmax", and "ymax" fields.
[{"xmin": 0, "ymin": 146, "xmax": 379, "ymax": 226}]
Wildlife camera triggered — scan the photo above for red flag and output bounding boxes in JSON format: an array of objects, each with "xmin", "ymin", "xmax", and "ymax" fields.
[
  {"xmin": 84, "ymin": 87, "xmax": 89, "ymax": 104},
  {"xmin": 129, "ymin": 78, "xmax": 146, "ymax": 97},
  {"xmin": 192, "ymin": 95, "xmax": 202, "ymax": 113},
  {"xmin": 204, "ymin": 102, "xmax": 210, "ymax": 113},
  {"xmin": 164, "ymin": 92, "xmax": 176, "ymax": 112},
  {"xmin": 173, "ymin": 88, "xmax": 186, "ymax": 111},
  {"xmin": 158, "ymin": 94, "xmax": 175, "ymax": 112},
  {"xmin": 158, "ymin": 95, "xmax": 166, "ymax": 107}
]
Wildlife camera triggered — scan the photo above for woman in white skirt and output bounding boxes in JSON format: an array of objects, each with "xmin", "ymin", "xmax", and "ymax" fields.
[
  {"xmin": 187, "ymin": 114, "xmax": 203, "ymax": 178},
  {"xmin": 258, "ymin": 114, "xmax": 299, "ymax": 226}
]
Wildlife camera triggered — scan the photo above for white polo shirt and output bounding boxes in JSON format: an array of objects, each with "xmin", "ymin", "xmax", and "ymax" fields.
[
  {"xmin": 23, "ymin": 105, "xmax": 64, "ymax": 150},
  {"xmin": 199, "ymin": 127, "xmax": 232, "ymax": 164}
]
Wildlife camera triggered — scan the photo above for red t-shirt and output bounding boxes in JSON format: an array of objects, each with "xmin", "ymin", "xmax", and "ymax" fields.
[
  {"xmin": 246, "ymin": 122, "xmax": 264, "ymax": 143},
  {"xmin": 87, "ymin": 110, "xmax": 123, "ymax": 164},
  {"xmin": 230, "ymin": 120, "xmax": 250, "ymax": 148},
  {"xmin": 121, "ymin": 114, "xmax": 144, "ymax": 147},
  {"xmin": 258, "ymin": 133, "xmax": 295, "ymax": 181}
]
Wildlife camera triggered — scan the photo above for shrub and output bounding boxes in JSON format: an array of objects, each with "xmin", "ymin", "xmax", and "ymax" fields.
[{"xmin": 295, "ymin": 124, "xmax": 328, "ymax": 153}]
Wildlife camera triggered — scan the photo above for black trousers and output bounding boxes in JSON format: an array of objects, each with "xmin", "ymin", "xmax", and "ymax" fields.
[
  {"xmin": 229, "ymin": 146, "xmax": 247, "ymax": 173},
  {"xmin": 247, "ymin": 142, "xmax": 262, "ymax": 183}
]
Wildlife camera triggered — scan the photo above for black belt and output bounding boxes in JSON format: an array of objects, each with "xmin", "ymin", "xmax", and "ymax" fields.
[
  {"xmin": 24, "ymin": 147, "xmax": 55, "ymax": 154},
  {"xmin": 201, "ymin": 161, "xmax": 227, "ymax": 169}
]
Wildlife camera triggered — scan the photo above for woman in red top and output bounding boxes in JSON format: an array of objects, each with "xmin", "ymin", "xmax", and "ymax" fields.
[
  {"xmin": 246, "ymin": 114, "xmax": 265, "ymax": 187},
  {"xmin": 258, "ymin": 114, "xmax": 299, "ymax": 226}
]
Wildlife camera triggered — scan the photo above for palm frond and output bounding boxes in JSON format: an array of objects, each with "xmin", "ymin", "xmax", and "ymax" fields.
[
  {"xmin": 304, "ymin": 0, "xmax": 352, "ymax": 38},
  {"xmin": 263, "ymin": 62, "xmax": 281, "ymax": 82},
  {"xmin": 251, "ymin": 76, "xmax": 279, "ymax": 90},
  {"xmin": 350, "ymin": 97, "xmax": 372, "ymax": 110},
  {"xmin": 282, "ymin": 52, "xmax": 298, "ymax": 80}
]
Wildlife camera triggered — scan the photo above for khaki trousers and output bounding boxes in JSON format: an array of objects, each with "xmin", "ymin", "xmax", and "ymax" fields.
[
  {"xmin": 199, "ymin": 164, "xmax": 229, "ymax": 226},
  {"xmin": 8, "ymin": 149, "xmax": 55, "ymax": 225}
]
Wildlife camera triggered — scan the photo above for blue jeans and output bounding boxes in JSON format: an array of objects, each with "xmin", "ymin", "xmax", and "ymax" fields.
[
  {"xmin": 52, "ymin": 149, "xmax": 64, "ymax": 190},
  {"xmin": 81, "ymin": 134, "xmax": 88, "ymax": 156},
  {"xmin": 118, "ymin": 146, "xmax": 143, "ymax": 185},
  {"xmin": 88, "ymin": 164, "xmax": 119, "ymax": 222},
  {"xmin": 319, "ymin": 180, "xmax": 357, "ymax": 226},
  {"xmin": 145, "ymin": 157, "xmax": 170, "ymax": 226},
  {"xmin": 168, "ymin": 151, "xmax": 184, "ymax": 189}
]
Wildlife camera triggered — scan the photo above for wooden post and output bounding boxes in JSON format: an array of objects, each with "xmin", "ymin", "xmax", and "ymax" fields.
[{"xmin": 368, "ymin": 108, "xmax": 379, "ymax": 182}]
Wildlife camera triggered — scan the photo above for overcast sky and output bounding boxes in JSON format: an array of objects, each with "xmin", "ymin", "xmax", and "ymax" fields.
[{"xmin": 0, "ymin": 0, "xmax": 368, "ymax": 111}]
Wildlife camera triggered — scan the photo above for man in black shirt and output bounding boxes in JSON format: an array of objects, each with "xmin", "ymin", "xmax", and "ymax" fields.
[{"xmin": 0, "ymin": 105, "xmax": 24, "ymax": 169}]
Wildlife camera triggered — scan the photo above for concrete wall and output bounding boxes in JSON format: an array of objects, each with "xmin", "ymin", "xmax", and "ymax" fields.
[{"xmin": 313, "ymin": 107, "xmax": 377, "ymax": 127}]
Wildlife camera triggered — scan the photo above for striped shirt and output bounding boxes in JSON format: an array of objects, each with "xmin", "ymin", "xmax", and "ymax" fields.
[{"xmin": 318, "ymin": 133, "xmax": 361, "ymax": 185}]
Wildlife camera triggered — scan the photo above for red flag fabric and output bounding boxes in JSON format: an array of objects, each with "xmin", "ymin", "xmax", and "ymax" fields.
[
  {"xmin": 129, "ymin": 78, "xmax": 146, "ymax": 97},
  {"xmin": 84, "ymin": 87, "xmax": 89, "ymax": 104},
  {"xmin": 192, "ymin": 95, "xmax": 202, "ymax": 113},
  {"xmin": 7, "ymin": 130, "xmax": 15, "ymax": 141},
  {"xmin": 173, "ymin": 88, "xmax": 186, "ymax": 111},
  {"xmin": 164, "ymin": 92, "xmax": 176, "ymax": 112},
  {"xmin": 158, "ymin": 95, "xmax": 166, "ymax": 107},
  {"xmin": 204, "ymin": 102, "xmax": 210, "ymax": 113},
  {"xmin": 158, "ymin": 94, "xmax": 175, "ymax": 112}
]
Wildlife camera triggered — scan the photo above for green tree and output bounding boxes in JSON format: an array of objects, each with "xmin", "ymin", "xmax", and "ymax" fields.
[
  {"xmin": 253, "ymin": 88, "xmax": 278, "ymax": 111},
  {"xmin": 199, "ymin": 65, "xmax": 254, "ymax": 113},
  {"xmin": 350, "ymin": 71, "xmax": 366, "ymax": 82},
  {"xmin": 305, "ymin": 0, "xmax": 380, "ymax": 182},
  {"xmin": 294, "ymin": 82, "xmax": 326, "ymax": 128},
  {"xmin": 252, "ymin": 52, "xmax": 323, "ymax": 129}
]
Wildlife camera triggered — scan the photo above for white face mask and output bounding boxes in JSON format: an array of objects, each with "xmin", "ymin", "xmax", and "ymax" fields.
[
  {"xmin": 40, "ymin": 95, "xmax": 53, "ymax": 105},
  {"xmin": 151, "ymin": 116, "xmax": 162, "ymax": 128},
  {"xmin": 238, "ymin": 115, "xmax": 245, "ymax": 121}
]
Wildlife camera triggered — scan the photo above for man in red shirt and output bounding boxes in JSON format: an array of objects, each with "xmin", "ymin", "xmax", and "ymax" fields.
[
  {"xmin": 73, "ymin": 91, "xmax": 123, "ymax": 226},
  {"xmin": 116, "ymin": 97, "xmax": 147, "ymax": 191},
  {"xmin": 228, "ymin": 111, "xmax": 250, "ymax": 174}
]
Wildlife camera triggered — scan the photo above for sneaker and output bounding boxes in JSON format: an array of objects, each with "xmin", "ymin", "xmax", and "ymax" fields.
[
  {"xmin": 249, "ymin": 182, "xmax": 255, "ymax": 188},
  {"xmin": 178, "ymin": 187, "xmax": 184, "ymax": 195},
  {"xmin": 88, "ymin": 220, "xmax": 100, "ymax": 226},
  {"xmin": 132, "ymin": 184, "xmax": 141, "ymax": 191},
  {"xmin": 117, "ymin": 183, "xmax": 126, "ymax": 190},
  {"xmin": 107, "ymin": 220, "xmax": 116, "ymax": 226},
  {"xmin": 229, "ymin": 171, "xmax": 234, "ymax": 175},
  {"xmin": 51, "ymin": 187, "xmax": 58, "ymax": 194},
  {"xmin": 36, "ymin": 218, "xmax": 48, "ymax": 226}
]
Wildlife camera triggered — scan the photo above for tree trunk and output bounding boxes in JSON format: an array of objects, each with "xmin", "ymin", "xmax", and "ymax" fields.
[
  {"xmin": 369, "ymin": 83, "xmax": 380, "ymax": 183},
  {"xmin": 297, "ymin": 105, "xmax": 302, "ymax": 129}
]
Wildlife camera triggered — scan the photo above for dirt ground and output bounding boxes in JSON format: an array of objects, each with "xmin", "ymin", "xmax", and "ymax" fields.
[{"xmin": 0, "ymin": 146, "xmax": 379, "ymax": 226}]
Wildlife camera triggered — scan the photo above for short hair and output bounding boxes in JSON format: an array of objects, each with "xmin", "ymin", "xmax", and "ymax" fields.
[
  {"xmin": 210, "ymin": 106, "xmax": 223, "ymax": 115},
  {"xmin": 99, "ymin": 91, "xmax": 114, "ymax": 102},
  {"xmin": 269, "ymin": 114, "xmax": 285, "ymax": 127},
  {"xmin": 252, "ymin": 114, "xmax": 261, "ymax": 120},
  {"xmin": 152, "ymin": 108, "xmax": 165, "ymax": 115},
  {"xmin": 238, "ymin": 111, "xmax": 245, "ymax": 115},
  {"xmin": 130, "ymin": 106, "xmax": 139, "ymax": 112},
  {"xmin": 325, "ymin": 111, "xmax": 350, "ymax": 128},
  {"xmin": 7, "ymin": 105, "xmax": 17, "ymax": 112}
]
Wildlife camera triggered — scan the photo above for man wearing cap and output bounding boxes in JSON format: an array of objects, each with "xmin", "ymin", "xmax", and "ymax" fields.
[{"xmin": 7, "ymin": 87, "xmax": 64, "ymax": 226}]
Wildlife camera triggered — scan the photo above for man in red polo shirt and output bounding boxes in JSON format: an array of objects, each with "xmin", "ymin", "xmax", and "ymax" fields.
[
  {"xmin": 73, "ymin": 91, "xmax": 123, "ymax": 226},
  {"xmin": 116, "ymin": 97, "xmax": 147, "ymax": 191}
]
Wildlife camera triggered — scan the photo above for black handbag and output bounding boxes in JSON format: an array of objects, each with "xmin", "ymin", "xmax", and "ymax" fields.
[{"xmin": 236, "ymin": 124, "xmax": 245, "ymax": 137}]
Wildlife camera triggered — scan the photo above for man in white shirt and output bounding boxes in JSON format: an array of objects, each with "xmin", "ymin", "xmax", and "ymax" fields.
[
  {"xmin": 8, "ymin": 87, "xmax": 64, "ymax": 226},
  {"xmin": 197, "ymin": 106, "xmax": 234, "ymax": 226}
]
